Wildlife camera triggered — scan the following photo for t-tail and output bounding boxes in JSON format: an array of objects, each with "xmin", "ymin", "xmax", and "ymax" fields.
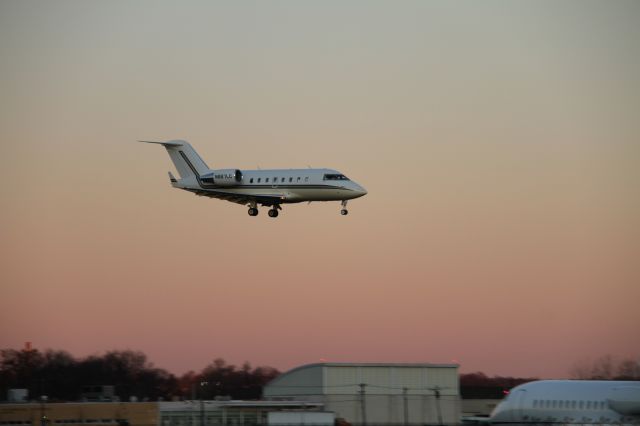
[{"xmin": 138, "ymin": 140, "xmax": 210, "ymax": 179}]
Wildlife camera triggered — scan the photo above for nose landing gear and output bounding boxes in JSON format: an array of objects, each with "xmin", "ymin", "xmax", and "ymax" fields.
[{"xmin": 340, "ymin": 200, "xmax": 349, "ymax": 216}]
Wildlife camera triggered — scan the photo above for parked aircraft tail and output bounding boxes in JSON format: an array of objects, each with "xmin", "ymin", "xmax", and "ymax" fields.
[{"xmin": 138, "ymin": 140, "xmax": 210, "ymax": 178}]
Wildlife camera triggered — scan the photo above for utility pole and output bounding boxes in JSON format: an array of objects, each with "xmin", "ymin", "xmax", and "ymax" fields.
[
  {"xmin": 403, "ymin": 387, "xmax": 409, "ymax": 426},
  {"xmin": 359, "ymin": 383, "xmax": 367, "ymax": 426},
  {"xmin": 199, "ymin": 381, "xmax": 208, "ymax": 426},
  {"xmin": 434, "ymin": 388, "xmax": 443, "ymax": 426}
]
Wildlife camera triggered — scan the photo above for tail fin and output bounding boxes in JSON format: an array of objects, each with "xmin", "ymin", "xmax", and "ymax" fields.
[{"xmin": 139, "ymin": 140, "xmax": 210, "ymax": 178}]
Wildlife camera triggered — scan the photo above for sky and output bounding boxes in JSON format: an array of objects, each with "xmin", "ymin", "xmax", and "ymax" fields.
[{"xmin": 0, "ymin": 0, "xmax": 639, "ymax": 379}]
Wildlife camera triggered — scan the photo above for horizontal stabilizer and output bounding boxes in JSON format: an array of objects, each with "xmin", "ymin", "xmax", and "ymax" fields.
[{"xmin": 138, "ymin": 140, "xmax": 184, "ymax": 147}]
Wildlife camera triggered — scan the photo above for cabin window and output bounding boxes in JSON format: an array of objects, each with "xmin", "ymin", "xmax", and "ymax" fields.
[
  {"xmin": 257, "ymin": 178, "xmax": 261, "ymax": 183},
  {"xmin": 579, "ymin": 401, "xmax": 583, "ymax": 410},
  {"xmin": 289, "ymin": 177, "xmax": 293, "ymax": 183},
  {"xmin": 586, "ymin": 401, "xmax": 591, "ymax": 409},
  {"xmin": 297, "ymin": 177, "xmax": 301, "ymax": 182},
  {"xmin": 273, "ymin": 177, "xmax": 277, "ymax": 182},
  {"xmin": 265, "ymin": 178, "xmax": 269, "ymax": 183},
  {"xmin": 250, "ymin": 178, "xmax": 254, "ymax": 183},
  {"xmin": 305, "ymin": 176, "xmax": 309, "ymax": 182},
  {"xmin": 533, "ymin": 400, "xmax": 538, "ymax": 408},
  {"xmin": 281, "ymin": 177, "xmax": 285, "ymax": 183}
]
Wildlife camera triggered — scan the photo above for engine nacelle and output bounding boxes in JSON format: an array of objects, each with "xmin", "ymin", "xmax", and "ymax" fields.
[{"xmin": 201, "ymin": 169, "xmax": 243, "ymax": 186}]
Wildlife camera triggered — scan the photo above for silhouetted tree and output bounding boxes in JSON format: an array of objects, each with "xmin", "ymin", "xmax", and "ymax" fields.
[
  {"xmin": 196, "ymin": 358, "xmax": 279, "ymax": 400},
  {"xmin": 459, "ymin": 372, "xmax": 537, "ymax": 399},
  {"xmin": 569, "ymin": 355, "xmax": 640, "ymax": 380},
  {"xmin": 1, "ymin": 347, "xmax": 280, "ymax": 402}
]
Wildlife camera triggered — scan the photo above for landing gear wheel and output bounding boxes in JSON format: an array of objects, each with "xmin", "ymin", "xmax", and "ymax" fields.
[
  {"xmin": 340, "ymin": 200, "xmax": 349, "ymax": 216},
  {"xmin": 248, "ymin": 207, "xmax": 259, "ymax": 216},
  {"xmin": 268, "ymin": 208, "xmax": 279, "ymax": 218}
]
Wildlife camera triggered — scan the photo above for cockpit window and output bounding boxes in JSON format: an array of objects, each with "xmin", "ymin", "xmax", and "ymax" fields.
[{"xmin": 323, "ymin": 174, "xmax": 349, "ymax": 181}]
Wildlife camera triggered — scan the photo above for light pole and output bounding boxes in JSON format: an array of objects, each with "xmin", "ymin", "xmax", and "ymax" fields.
[{"xmin": 40, "ymin": 395, "xmax": 48, "ymax": 426}]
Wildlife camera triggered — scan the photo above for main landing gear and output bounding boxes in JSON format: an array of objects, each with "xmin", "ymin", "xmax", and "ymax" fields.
[
  {"xmin": 340, "ymin": 200, "xmax": 349, "ymax": 216},
  {"xmin": 247, "ymin": 202, "xmax": 259, "ymax": 217},
  {"xmin": 268, "ymin": 205, "xmax": 281, "ymax": 218},
  {"xmin": 249, "ymin": 204, "xmax": 282, "ymax": 218}
]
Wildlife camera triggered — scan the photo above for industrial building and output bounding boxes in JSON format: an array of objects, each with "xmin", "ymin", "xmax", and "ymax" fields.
[
  {"xmin": 0, "ymin": 402, "xmax": 158, "ymax": 426},
  {"xmin": 263, "ymin": 362, "xmax": 460, "ymax": 425},
  {"xmin": 158, "ymin": 400, "xmax": 323, "ymax": 426},
  {"xmin": 0, "ymin": 400, "xmax": 324, "ymax": 426},
  {"xmin": 2, "ymin": 363, "xmax": 462, "ymax": 425}
]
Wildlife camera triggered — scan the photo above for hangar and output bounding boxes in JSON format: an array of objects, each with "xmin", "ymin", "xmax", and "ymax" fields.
[{"xmin": 263, "ymin": 362, "xmax": 460, "ymax": 425}]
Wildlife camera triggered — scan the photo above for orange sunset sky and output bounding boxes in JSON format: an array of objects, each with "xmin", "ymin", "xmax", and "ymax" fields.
[{"xmin": 1, "ymin": 1, "xmax": 639, "ymax": 379}]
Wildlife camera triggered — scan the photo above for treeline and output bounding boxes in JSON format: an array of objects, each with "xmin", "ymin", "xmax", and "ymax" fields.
[
  {"xmin": 460, "ymin": 355, "xmax": 640, "ymax": 399},
  {"xmin": 0, "ymin": 348, "xmax": 279, "ymax": 402},
  {"xmin": 569, "ymin": 355, "xmax": 640, "ymax": 380},
  {"xmin": 459, "ymin": 372, "xmax": 537, "ymax": 399}
]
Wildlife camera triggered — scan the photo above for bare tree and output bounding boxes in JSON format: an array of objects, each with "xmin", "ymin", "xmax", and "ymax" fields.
[{"xmin": 569, "ymin": 355, "xmax": 640, "ymax": 380}]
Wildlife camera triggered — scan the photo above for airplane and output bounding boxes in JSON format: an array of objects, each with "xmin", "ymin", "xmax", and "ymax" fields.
[
  {"xmin": 140, "ymin": 140, "xmax": 367, "ymax": 217},
  {"xmin": 465, "ymin": 380, "xmax": 640, "ymax": 425}
]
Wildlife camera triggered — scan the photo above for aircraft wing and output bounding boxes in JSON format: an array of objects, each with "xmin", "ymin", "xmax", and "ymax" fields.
[{"xmin": 185, "ymin": 189, "xmax": 284, "ymax": 206}]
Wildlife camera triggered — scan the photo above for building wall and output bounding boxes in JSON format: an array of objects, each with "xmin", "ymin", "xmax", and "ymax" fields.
[
  {"xmin": 264, "ymin": 363, "xmax": 460, "ymax": 425},
  {"xmin": 0, "ymin": 403, "xmax": 158, "ymax": 426}
]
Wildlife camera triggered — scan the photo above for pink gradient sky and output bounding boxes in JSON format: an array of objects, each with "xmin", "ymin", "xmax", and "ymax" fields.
[{"xmin": 1, "ymin": 1, "xmax": 639, "ymax": 379}]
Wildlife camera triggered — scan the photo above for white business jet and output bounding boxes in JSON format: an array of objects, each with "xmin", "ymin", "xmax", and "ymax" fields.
[
  {"xmin": 468, "ymin": 380, "xmax": 640, "ymax": 425},
  {"xmin": 140, "ymin": 140, "xmax": 367, "ymax": 217}
]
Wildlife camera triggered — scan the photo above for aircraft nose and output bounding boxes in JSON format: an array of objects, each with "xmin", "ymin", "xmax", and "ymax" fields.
[{"xmin": 353, "ymin": 183, "xmax": 367, "ymax": 198}]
